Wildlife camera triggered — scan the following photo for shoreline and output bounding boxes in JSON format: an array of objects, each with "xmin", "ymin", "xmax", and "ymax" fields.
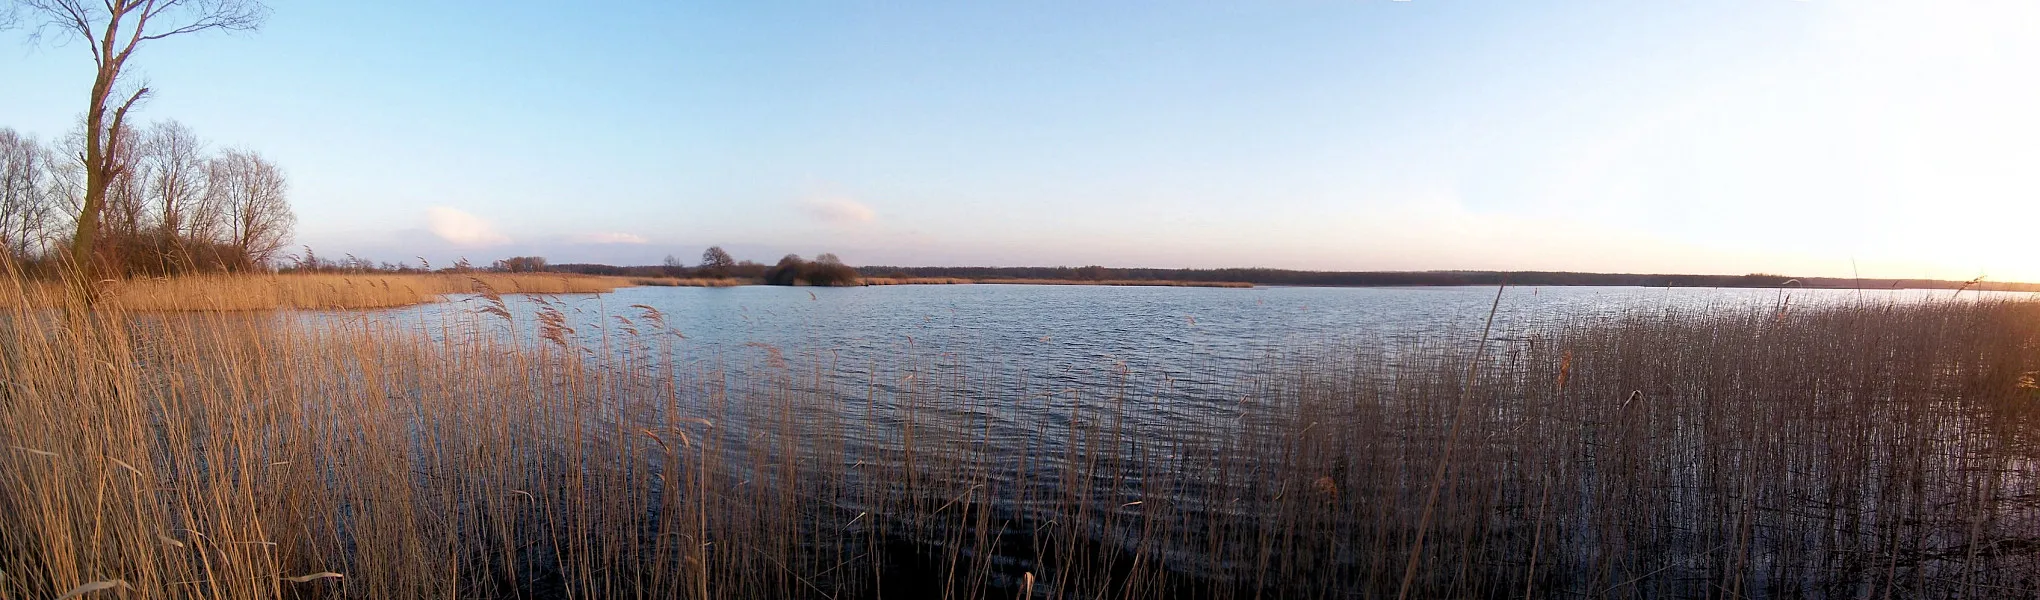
[
  {"xmin": 628, "ymin": 276, "xmax": 2037, "ymax": 292},
  {"xmin": 28, "ymin": 272, "xmax": 2032, "ymax": 313},
  {"xmin": 857, "ymin": 277, "xmax": 1254, "ymax": 288}
]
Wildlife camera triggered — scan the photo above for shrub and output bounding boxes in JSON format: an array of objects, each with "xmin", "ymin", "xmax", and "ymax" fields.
[{"xmin": 763, "ymin": 253, "xmax": 861, "ymax": 286}]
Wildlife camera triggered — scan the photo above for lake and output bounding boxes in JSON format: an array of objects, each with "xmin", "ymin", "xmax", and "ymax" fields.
[
  {"xmin": 367, "ymin": 283, "xmax": 2018, "ymax": 381},
  {"xmin": 308, "ymin": 283, "xmax": 2040, "ymax": 596},
  {"xmin": 348, "ymin": 283, "xmax": 2029, "ymax": 454}
]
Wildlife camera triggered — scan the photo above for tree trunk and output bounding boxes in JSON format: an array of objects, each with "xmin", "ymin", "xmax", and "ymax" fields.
[{"xmin": 68, "ymin": 66, "xmax": 114, "ymax": 301}]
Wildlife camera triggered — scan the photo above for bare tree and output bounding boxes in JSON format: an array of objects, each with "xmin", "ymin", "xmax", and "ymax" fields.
[
  {"xmin": 493, "ymin": 256, "xmax": 547, "ymax": 273},
  {"xmin": 142, "ymin": 121, "xmax": 206, "ymax": 238},
  {"xmin": 15, "ymin": 0, "xmax": 267, "ymax": 283},
  {"xmin": 3, "ymin": 118, "xmax": 291, "ymax": 274},
  {"xmin": 700, "ymin": 245, "xmax": 735, "ymax": 277},
  {"xmin": 207, "ymin": 149, "xmax": 291, "ymax": 269},
  {"xmin": 139, "ymin": 120, "xmax": 208, "ymax": 269},
  {"xmin": 0, "ymin": 129, "xmax": 55, "ymax": 259}
]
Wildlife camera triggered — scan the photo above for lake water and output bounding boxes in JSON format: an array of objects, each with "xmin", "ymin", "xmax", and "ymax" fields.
[
  {"xmin": 340, "ymin": 283, "xmax": 2039, "ymax": 595},
  {"xmin": 344, "ymin": 283, "xmax": 2032, "ymax": 435},
  {"xmin": 367, "ymin": 283, "xmax": 2020, "ymax": 380}
]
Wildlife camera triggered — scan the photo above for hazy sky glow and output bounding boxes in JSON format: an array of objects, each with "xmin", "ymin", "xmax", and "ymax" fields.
[{"xmin": 4, "ymin": 1, "xmax": 2036, "ymax": 279}]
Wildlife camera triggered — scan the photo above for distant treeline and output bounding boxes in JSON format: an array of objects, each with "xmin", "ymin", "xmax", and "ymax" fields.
[
  {"xmin": 854, "ymin": 265, "xmax": 2040, "ymax": 291},
  {"xmin": 549, "ymin": 263, "xmax": 677, "ymax": 277},
  {"xmin": 2, "ymin": 124, "xmax": 297, "ymax": 277},
  {"xmin": 554, "ymin": 247, "xmax": 860, "ymax": 286},
  {"xmin": 341, "ymin": 252, "xmax": 2040, "ymax": 293}
]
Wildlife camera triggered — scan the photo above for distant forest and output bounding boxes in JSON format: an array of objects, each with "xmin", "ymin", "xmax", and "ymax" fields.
[
  {"xmin": 845, "ymin": 266, "xmax": 2040, "ymax": 291},
  {"xmin": 551, "ymin": 247, "xmax": 859, "ymax": 286},
  {"xmin": 537, "ymin": 252, "xmax": 2040, "ymax": 292},
  {"xmin": 285, "ymin": 242, "xmax": 2037, "ymax": 292}
]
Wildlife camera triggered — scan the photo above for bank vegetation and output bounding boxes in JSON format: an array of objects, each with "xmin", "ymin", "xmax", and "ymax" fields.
[{"xmin": 2, "ymin": 274, "xmax": 2037, "ymax": 598}]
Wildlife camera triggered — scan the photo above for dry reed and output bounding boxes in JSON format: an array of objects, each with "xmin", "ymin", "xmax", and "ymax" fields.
[
  {"xmin": 1, "ymin": 273, "xmax": 2037, "ymax": 598},
  {"xmin": 0, "ymin": 273, "xmax": 630, "ymax": 311}
]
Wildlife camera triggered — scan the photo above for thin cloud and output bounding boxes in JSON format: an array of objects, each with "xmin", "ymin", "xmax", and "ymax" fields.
[
  {"xmin": 800, "ymin": 196, "xmax": 876, "ymax": 225},
  {"xmin": 425, "ymin": 206, "xmax": 510, "ymax": 246},
  {"xmin": 571, "ymin": 232, "xmax": 649, "ymax": 245}
]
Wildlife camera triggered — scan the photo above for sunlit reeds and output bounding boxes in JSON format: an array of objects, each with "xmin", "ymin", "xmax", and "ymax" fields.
[
  {"xmin": 1, "ymin": 274, "xmax": 2036, "ymax": 598},
  {"xmin": 0, "ymin": 272, "xmax": 630, "ymax": 311}
]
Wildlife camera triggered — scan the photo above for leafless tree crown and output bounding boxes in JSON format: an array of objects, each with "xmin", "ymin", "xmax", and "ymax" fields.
[
  {"xmin": 12, "ymin": 0, "xmax": 268, "ymax": 283},
  {"xmin": 0, "ymin": 129, "xmax": 58, "ymax": 257},
  {"xmin": 209, "ymin": 147, "xmax": 292, "ymax": 265},
  {"xmin": 0, "ymin": 123, "xmax": 295, "ymax": 273},
  {"xmin": 19, "ymin": 0, "xmax": 267, "ymax": 57}
]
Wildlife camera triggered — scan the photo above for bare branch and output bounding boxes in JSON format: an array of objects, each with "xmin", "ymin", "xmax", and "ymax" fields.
[
  {"xmin": 16, "ymin": 0, "xmax": 268, "ymax": 60},
  {"xmin": 17, "ymin": 1, "xmax": 101, "ymax": 62},
  {"xmin": 136, "ymin": 0, "xmax": 267, "ymax": 42},
  {"xmin": 104, "ymin": 85, "xmax": 149, "ymax": 171}
]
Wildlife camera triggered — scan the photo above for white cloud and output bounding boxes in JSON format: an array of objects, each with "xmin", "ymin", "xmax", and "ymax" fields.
[
  {"xmin": 571, "ymin": 232, "xmax": 649, "ymax": 245},
  {"xmin": 800, "ymin": 196, "xmax": 877, "ymax": 225},
  {"xmin": 425, "ymin": 207, "xmax": 510, "ymax": 246}
]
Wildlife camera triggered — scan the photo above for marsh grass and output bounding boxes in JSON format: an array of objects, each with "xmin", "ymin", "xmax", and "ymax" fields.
[
  {"xmin": 0, "ymin": 273, "xmax": 630, "ymax": 311},
  {"xmin": 2, "ymin": 274, "xmax": 2039, "ymax": 598}
]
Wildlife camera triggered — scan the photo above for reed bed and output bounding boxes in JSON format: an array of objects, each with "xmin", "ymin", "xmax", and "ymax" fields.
[
  {"xmin": 0, "ymin": 273, "xmax": 630, "ymax": 311},
  {"xmin": 1, "ymin": 276, "xmax": 2038, "ymax": 599}
]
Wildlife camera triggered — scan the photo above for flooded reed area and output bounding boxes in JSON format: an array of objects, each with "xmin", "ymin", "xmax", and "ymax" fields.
[{"xmin": 3, "ymin": 286, "xmax": 2040, "ymax": 598}]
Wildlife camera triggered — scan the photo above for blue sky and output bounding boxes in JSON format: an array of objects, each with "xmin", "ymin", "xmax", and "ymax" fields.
[{"xmin": 4, "ymin": 1, "xmax": 2036, "ymax": 279}]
